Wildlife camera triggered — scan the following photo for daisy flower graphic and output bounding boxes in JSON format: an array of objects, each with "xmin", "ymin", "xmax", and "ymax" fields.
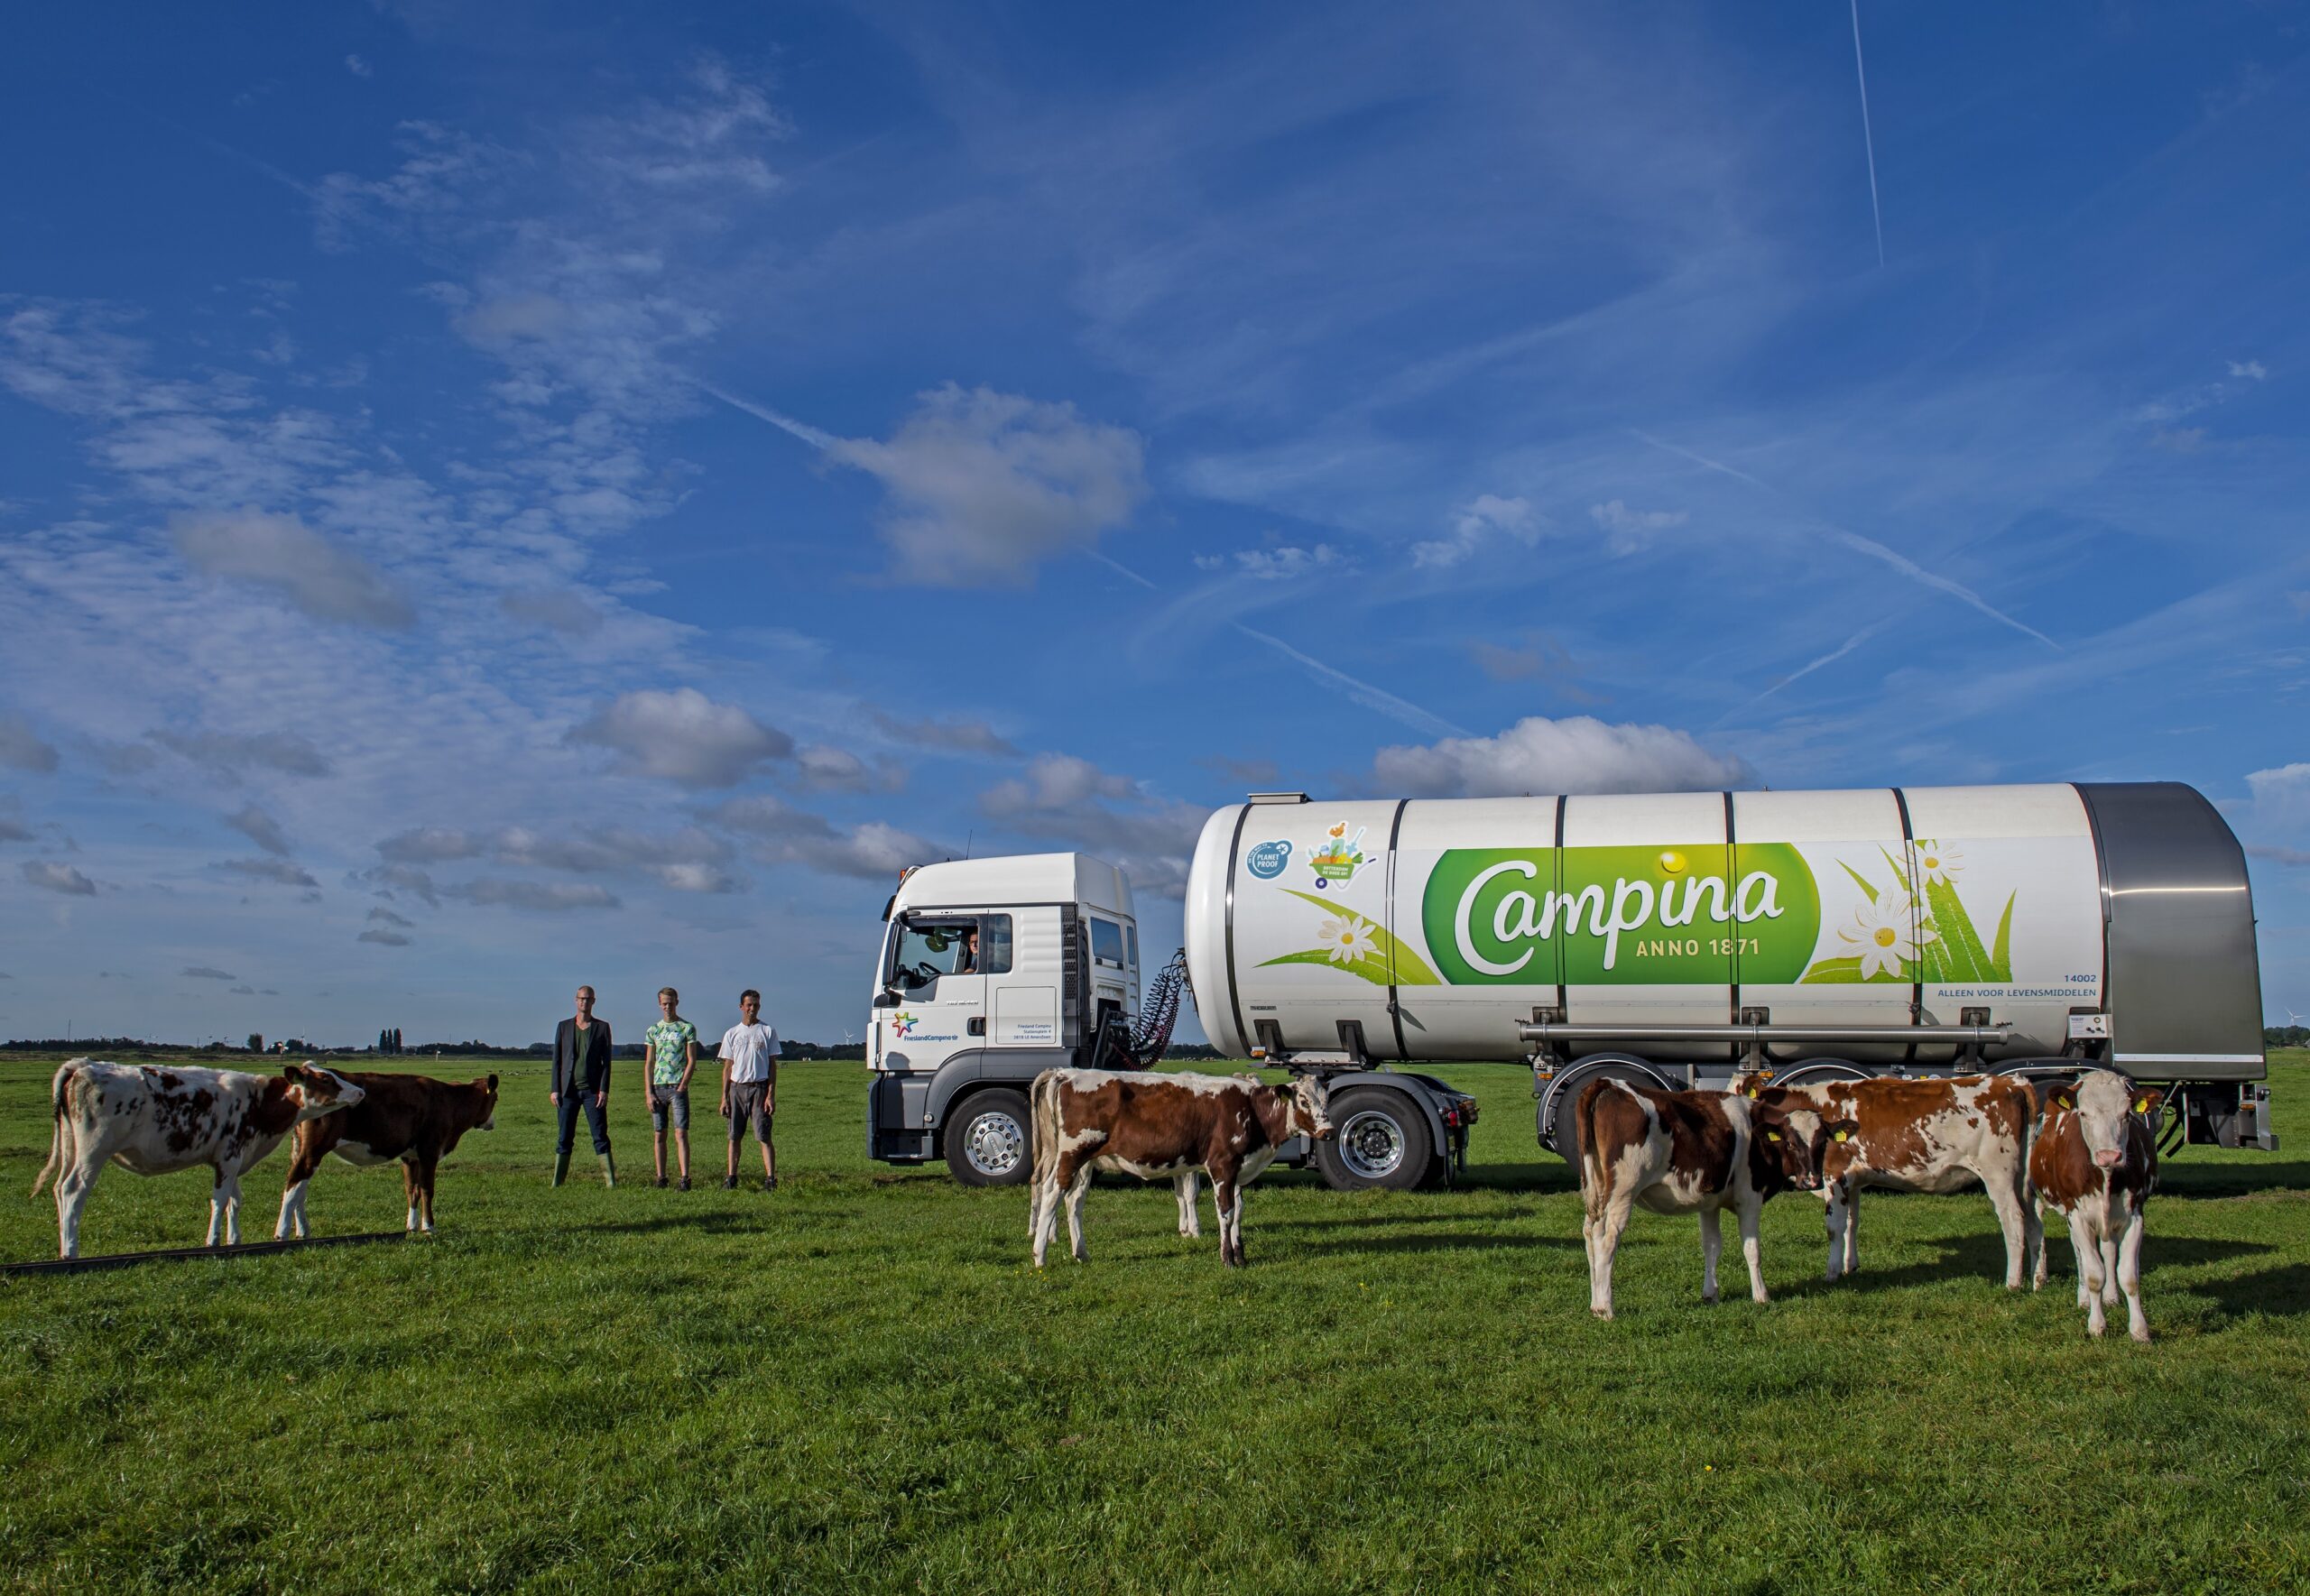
[
  {"xmin": 1911, "ymin": 839, "xmax": 1964, "ymax": 886},
  {"xmin": 1317, "ymin": 916, "xmax": 1378, "ymax": 965},
  {"xmin": 1838, "ymin": 892, "xmax": 1932, "ymax": 981}
]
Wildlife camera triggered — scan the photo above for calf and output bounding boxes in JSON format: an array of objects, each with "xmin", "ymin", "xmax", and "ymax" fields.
[
  {"xmin": 1737, "ymin": 1072, "xmax": 2039, "ymax": 1288},
  {"xmin": 1576, "ymin": 1079, "xmax": 1846, "ymax": 1320},
  {"xmin": 1029, "ymin": 1069, "xmax": 1332, "ymax": 1268},
  {"xmin": 2028, "ymin": 1070, "xmax": 2161, "ymax": 1342},
  {"xmin": 32, "ymin": 1059, "xmax": 364, "ymax": 1259},
  {"xmin": 275, "ymin": 1071, "xmax": 500, "ymax": 1239}
]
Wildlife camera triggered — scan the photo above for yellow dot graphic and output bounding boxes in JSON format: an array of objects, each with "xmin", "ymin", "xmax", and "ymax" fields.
[
  {"xmin": 1874, "ymin": 927, "xmax": 1898, "ymax": 947},
  {"xmin": 1658, "ymin": 850, "xmax": 1687, "ymax": 875}
]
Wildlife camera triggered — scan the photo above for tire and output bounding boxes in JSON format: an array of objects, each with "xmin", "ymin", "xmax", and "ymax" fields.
[
  {"xmin": 947, "ymin": 1089, "xmax": 1033, "ymax": 1187},
  {"xmin": 1314, "ymin": 1088, "xmax": 1434, "ymax": 1192}
]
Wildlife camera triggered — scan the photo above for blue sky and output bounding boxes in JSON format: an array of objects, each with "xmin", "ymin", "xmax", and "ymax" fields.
[{"xmin": 2, "ymin": 1, "xmax": 2305, "ymax": 1048}]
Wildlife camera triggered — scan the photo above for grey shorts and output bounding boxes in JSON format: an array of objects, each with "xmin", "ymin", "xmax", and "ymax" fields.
[
  {"xmin": 649, "ymin": 1085, "xmax": 691, "ymax": 1132},
  {"xmin": 725, "ymin": 1078, "xmax": 773, "ymax": 1142}
]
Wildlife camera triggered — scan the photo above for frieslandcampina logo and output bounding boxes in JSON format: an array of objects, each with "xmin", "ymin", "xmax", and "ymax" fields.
[{"xmin": 1418, "ymin": 844, "xmax": 1823, "ymax": 985}]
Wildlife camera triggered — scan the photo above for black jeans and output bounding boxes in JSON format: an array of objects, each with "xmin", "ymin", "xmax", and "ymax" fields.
[{"xmin": 556, "ymin": 1092, "xmax": 612, "ymax": 1156}]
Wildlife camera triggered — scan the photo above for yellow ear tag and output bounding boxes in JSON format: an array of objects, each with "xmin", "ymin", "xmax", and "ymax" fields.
[
  {"xmin": 1765, "ymin": 1130, "xmax": 1780, "ymax": 1141},
  {"xmin": 2134, "ymin": 1097, "xmax": 2152, "ymax": 1114},
  {"xmin": 1833, "ymin": 1130, "xmax": 1849, "ymax": 1143}
]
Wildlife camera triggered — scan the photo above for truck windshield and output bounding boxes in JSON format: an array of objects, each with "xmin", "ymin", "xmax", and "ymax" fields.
[
  {"xmin": 1091, "ymin": 917, "xmax": 1127, "ymax": 971},
  {"xmin": 892, "ymin": 918, "xmax": 1005, "ymax": 987}
]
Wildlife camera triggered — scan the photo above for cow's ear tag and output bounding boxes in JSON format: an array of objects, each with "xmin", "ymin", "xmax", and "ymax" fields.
[
  {"xmin": 2133, "ymin": 1096, "xmax": 2153, "ymax": 1114},
  {"xmin": 1764, "ymin": 1130, "xmax": 1780, "ymax": 1141},
  {"xmin": 1833, "ymin": 1129, "xmax": 1849, "ymax": 1143}
]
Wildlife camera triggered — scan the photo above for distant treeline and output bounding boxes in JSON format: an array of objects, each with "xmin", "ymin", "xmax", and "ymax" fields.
[
  {"xmin": 2270, "ymin": 1026, "xmax": 2309, "ymax": 1050},
  {"xmin": 5, "ymin": 1037, "xmax": 1236, "ymax": 1059}
]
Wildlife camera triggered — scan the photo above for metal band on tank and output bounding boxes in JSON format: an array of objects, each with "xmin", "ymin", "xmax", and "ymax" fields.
[
  {"xmin": 1222, "ymin": 802, "xmax": 1254, "ymax": 1058},
  {"xmin": 1723, "ymin": 791, "xmax": 1740, "ymax": 1043},
  {"xmin": 1892, "ymin": 787, "xmax": 1920, "ymax": 1067},
  {"xmin": 2073, "ymin": 783, "xmax": 2113, "ymax": 1019},
  {"xmin": 1385, "ymin": 798, "xmax": 1410, "ymax": 1062},
  {"xmin": 1553, "ymin": 795, "xmax": 1568, "ymax": 1021}
]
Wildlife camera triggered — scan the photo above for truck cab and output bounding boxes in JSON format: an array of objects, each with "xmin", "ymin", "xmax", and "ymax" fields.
[{"xmin": 867, "ymin": 853, "xmax": 1140, "ymax": 1185}]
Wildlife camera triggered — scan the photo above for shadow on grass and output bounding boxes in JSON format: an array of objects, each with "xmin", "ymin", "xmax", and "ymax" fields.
[
  {"xmin": 1291, "ymin": 1231, "xmax": 1582, "ymax": 1258},
  {"xmin": 2158, "ymin": 1162, "xmax": 2310, "ymax": 1198},
  {"xmin": 2185, "ymin": 1262, "xmax": 2310, "ymax": 1320},
  {"xmin": 1778, "ymin": 1232, "xmax": 2272, "ymax": 1299}
]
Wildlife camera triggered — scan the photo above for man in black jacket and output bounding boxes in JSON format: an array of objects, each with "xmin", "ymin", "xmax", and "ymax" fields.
[{"xmin": 550, "ymin": 984, "xmax": 617, "ymax": 1187}]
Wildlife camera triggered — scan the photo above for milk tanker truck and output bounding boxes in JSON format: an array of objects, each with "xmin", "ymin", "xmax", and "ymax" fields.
[{"xmin": 864, "ymin": 782, "xmax": 2273, "ymax": 1189}]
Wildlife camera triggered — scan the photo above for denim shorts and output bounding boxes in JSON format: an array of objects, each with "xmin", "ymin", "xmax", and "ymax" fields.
[{"xmin": 650, "ymin": 1084, "xmax": 690, "ymax": 1132}]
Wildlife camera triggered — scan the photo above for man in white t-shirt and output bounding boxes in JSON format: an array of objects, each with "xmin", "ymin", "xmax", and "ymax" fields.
[{"xmin": 718, "ymin": 988, "xmax": 783, "ymax": 1190}]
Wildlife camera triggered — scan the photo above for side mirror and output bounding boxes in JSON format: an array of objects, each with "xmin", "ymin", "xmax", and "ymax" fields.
[{"xmin": 873, "ymin": 990, "xmax": 901, "ymax": 1010}]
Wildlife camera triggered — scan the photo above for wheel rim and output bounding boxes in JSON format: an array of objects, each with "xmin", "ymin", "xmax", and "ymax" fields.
[
  {"xmin": 1338, "ymin": 1108, "xmax": 1406, "ymax": 1179},
  {"xmin": 964, "ymin": 1110, "xmax": 1025, "ymax": 1176}
]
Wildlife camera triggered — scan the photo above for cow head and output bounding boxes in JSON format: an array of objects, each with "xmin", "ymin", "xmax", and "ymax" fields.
[
  {"xmin": 1284, "ymin": 1073, "xmax": 1335, "ymax": 1142},
  {"xmin": 283, "ymin": 1063, "xmax": 365, "ymax": 1121},
  {"xmin": 2044, "ymin": 1071, "xmax": 2161, "ymax": 1168},
  {"xmin": 1748, "ymin": 1103, "xmax": 1853, "ymax": 1195}
]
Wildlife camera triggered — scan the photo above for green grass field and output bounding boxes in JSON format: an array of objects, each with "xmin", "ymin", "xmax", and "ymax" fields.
[{"xmin": 3, "ymin": 1051, "xmax": 2307, "ymax": 1593}]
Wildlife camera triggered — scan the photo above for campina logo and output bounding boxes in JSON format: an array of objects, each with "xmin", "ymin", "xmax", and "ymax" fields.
[{"xmin": 1418, "ymin": 844, "xmax": 1823, "ymax": 985}]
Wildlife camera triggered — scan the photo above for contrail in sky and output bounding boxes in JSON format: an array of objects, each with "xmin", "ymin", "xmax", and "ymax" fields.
[
  {"xmin": 1090, "ymin": 554, "xmax": 1470, "ymax": 741},
  {"xmin": 1633, "ymin": 430, "xmax": 2060, "ymax": 650},
  {"xmin": 1851, "ymin": 0, "xmax": 1886, "ymax": 267},
  {"xmin": 698, "ymin": 380, "xmax": 838, "ymax": 450},
  {"xmin": 1713, "ymin": 621, "xmax": 1886, "ymax": 727}
]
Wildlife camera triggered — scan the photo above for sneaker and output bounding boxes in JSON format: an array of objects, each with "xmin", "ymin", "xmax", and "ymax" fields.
[
  {"xmin": 722, "ymin": 1175, "xmax": 737, "ymax": 1190},
  {"xmin": 679, "ymin": 1176, "xmax": 691, "ymax": 1192},
  {"xmin": 655, "ymin": 1176, "xmax": 669, "ymax": 1189}
]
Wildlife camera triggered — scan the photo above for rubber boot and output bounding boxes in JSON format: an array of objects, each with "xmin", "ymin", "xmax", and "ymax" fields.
[
  {"xmin": 600, "ymin": 1149, "xmax": 617, "ymax": 1189},
  {"xmin": 551, "ymin": 1150, "xmax": 570, "ymax": 1187}
]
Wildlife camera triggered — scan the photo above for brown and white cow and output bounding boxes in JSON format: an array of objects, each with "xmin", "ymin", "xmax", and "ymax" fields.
[
  {"xmin": 275, "ymin": 1071, "xmax": 500, "ymax": 1239},
  {"xmin": 1738, "ymin": 1071, "xmax": 2039, "ymax": 1289},
  {"xmin": 1576, "ymin": 1079, "xmax": 1847, "ymax": 1320},
  {"xmin": 1029, "ymin": 1068, "xmax": 1333, "ymax": 1268},
  {"xmin": 32, "ymin": 1059, "xmax": 365, "ymax": 1259},
  {"xmin": 2028, "ymin": 1070, "xmax": 2161, "ymax": 1342}
]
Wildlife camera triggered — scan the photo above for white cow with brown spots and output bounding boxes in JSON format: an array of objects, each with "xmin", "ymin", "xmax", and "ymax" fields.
[
  {"xmin": 1738, "ymin": 1072, "xmax": 2040, "ymax": 1288},
  {"xmin": 32, "ymin": 1058, "xmax": 365, "ymax": 1259},
  {"xmin": 2029, "ymin": 1070, "xmax": 2162, "ymax": 1342},
  {"xmin": 1029, "ymin": 1068, "xmax": 1332, "ymax": 1268}
]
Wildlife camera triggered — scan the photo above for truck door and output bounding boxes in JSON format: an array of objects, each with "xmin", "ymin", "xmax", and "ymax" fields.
[{"xmin": 880, "ymin": 915, "xmax": 988, "ymax": 1071}]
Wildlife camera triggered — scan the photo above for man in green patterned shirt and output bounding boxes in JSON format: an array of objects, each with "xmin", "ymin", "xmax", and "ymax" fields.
[{"xmin": 643, "ymin": 986, "xmax": 700, "ymax": 1189}]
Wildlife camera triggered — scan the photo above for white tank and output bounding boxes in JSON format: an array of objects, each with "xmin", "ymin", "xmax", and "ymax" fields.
[{"xmin": 1184, "ymin": 784, "xmax": 2263, "ymax": 1075}]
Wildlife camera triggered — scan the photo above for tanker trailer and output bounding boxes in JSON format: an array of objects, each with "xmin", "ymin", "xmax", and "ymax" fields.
[{"xmin": 1183, "ymin": 783, "xmax": 2271, "ymax": 1173}]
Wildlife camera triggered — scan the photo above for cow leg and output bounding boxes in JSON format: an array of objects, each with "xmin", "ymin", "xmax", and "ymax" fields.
[
  {"xmin": 420, "ymin": 1157, "xmax": 439, "ymax": 1232},
  {"xmin": 1983, "ymin": 1167, "xmax": 2030, "ymax": 1290},
  {"xmin": 1175, "ymin": 1171, "xmax": 1202, "ymax": 1238},
  {"xmin": 1065, "ymin": 1167, "xmax": 1094, "ymax": 1262},
  {"xmin": 1589, "ymin": 1195, "xmax": 1636, "ymax": 1320},
  {"xmin": 1212, "ymin": 1176, "xmax": 1243, "ymax": 1267},
  {"xmin": 1698, "ymin": 1206, "xmax": 1723, "ymax": 1305},
  {"xmin": 1737, "ymin": 1193, "xmax": 1769, "ymax": 1305},
  {"xmin": 2098, "ymin": 1226, "xmax": 2123, "ymax": 1309},
  {"xmin": 2074, "ymin": 1216, "xmax": 2108, "ymax": 1337},
  {"xmin": 2022, "ymin": 1186, "xmax": 2044, "ymax": 1292},
  {"xmin": 1030, "ymin": 1167, "xmax": 1062, "ymax": 1268},
  {"xmin": 2117, "ymin": 1203, "xmax": 2150, "ymax": 1343},
  {"xmin": 210, "ymin": 1168, "xmax": 245, "ymax": 1247},
  {"xmin": 1841, "ymin": 1185, "xmax": 1861, "ymax": 1278},
  {"xmin": 2031, "ymin": 1199, "xmax": 2051, "ymax": 1291},
  {"xmin": 1821, "ymin": 1186, "xmax": 1847, "ymax": 1282},
  {"xmin": 54, "ymin": 1132, "xmax": 101, "ymax": 1261},
  {"xmin": 401, "ymin": 1159, "xmax": 422, "ymax": 1232}
]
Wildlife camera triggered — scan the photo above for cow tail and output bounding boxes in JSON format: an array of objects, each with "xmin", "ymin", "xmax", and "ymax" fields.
[
  {"xmin": 1575, "ymin": 1080, "xmax": 1609, "ymax": 1223},
  {"xmin": 32, "ymin": 1063, "xmax": 77, "ymax": 1198},
  {"xmin": 1029, "ymin": 1069, "xmax": 1060, "ymax": 1190}
]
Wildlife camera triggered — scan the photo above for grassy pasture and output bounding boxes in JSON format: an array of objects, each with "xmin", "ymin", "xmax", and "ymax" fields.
[{"xmin": 2, "ymin": 1050, "xmax": 2307, "ymax": 1594}]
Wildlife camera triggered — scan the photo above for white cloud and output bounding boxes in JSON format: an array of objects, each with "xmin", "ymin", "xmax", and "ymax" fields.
[
  {"xmin": 1372, "ymin": 715, "xmax": 1751, "ymax": 798},
  {"xmin": 368, "ymin": 906, "xmax": 415, "ymax": 928},
  {"xmin": 376, "ymin": 827, "xmax": 483, "ymax": 863},
  {"xmin": 150, "ymin": 729, "xmax": 334, "ymax": 779},
  {"xmin": 982, "ymin": 753, "xmax": 1140, "ymax": 812},
  {"xmin": 499, "ymin": 588, "xmax": 600, "ymax": 634},
  {"xmin": 226, "ymin": 804, "xmax": 291, "ymax": 856},
  {"xmin": 584, "ymin": 56, "xmax": 789, "ymax": 194},
  {"xmin": 23, "ymin": 860, "xmax": 97, "ymax": 895},
  {"xmin": 220, "ymin": 856, "xmax": 321, "ymax": 890},
  {"xmin": 346, "ymin": 53, "xmax": 374, "ymax": 78},
  {"xmin": 173, "ymin": 510, "xmax": 416, "ymax": 629},
  {"xmin": 567, "ymin": 688, "xmax": 791, "ymax": 787},
  {"xmin": 977, "ymin": 753, "xmax": 1204, "ymax": 898},
  {"xmin": 1195, "ymin": 544, "xmax": 1342, "ymax": 580},
  {"xmin": 2229, "ymin": 359, "xmax": 2268, "ymax": 381},
  {"xmin": 1588, "ymin": 500, "xmax": 1687, "ymax": 557},
  {"xmin": 792, "ymin": 744, "xmax": 906, "ymax": 795},
  {"xmin": 1413, "ymin": 494, "xmax": 1542, "ymax": 569},
  {"xmin": 447, "ymin": 878, "xmax": 621, "ymax": 912},
  {"xmin": 0, "ymin": 714, "xmax": 59, "ymax": 772},
  {"xmin": 868, "ymin": 709, "xmax": 1018, "ymax": 758},
  {"xmin": 358, "ymin": 863, "xmax": 440, "ymax": 907},
  {"xmin": 377, "ymin": 822, "xmax": 740, "ymax": 892},
  {"xmin": 703, "ymin": 795, "xmax": 947, "ymax": 880},
  {"xmin": 357, "ymin": 928, "xmax": 411, "ymax": 946},
  {"xmin": 182, "ymin": 965, "xmax": 236, "ymax": 981},
  {"xmin": 2245, "ymin": 762, "xmax": 2310, "ymax": 828},
  {"xmin": 823, "ymin": 385, "xmax": 1148, "ymax": 587}
]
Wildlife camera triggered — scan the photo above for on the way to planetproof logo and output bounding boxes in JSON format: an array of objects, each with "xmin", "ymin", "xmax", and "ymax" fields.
[{"xmin": 1245, "ymin": 839, "xmax": 1292, "ymax": 879}]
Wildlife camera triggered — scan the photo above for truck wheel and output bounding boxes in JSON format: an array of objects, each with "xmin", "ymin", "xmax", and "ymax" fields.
[
  {"xmin": 947, "ymin": 1089, "xmax": 1033, "ymax": 1187},
  {"xmin": 1548, "ymin": 1067, "xmax": 1656, "ymax": 1165},
  {"xmin": 1315, "ymin": 1089, "xmax": 1433, "ymax": 1192}
]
